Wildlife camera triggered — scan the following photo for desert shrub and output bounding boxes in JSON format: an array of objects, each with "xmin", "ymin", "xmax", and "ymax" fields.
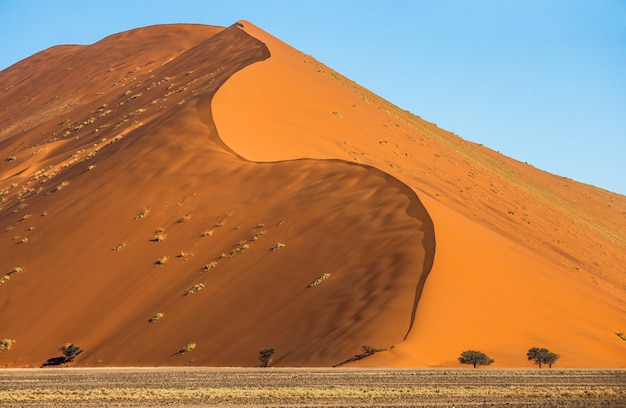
[
  {"xmin": 308, "ymin": 273, "xmax": 331, "ymax": 287},
  {"xmin": 151, "ymin": 233, "xmax": 166, "ymax": 242},
  {"xmin": 259, "ymin": 347, "xmax": 276, "ymax": 367},
  {"xmin": 61, "ymin": 343, "xmax": 83, "ymax": 362},
  {"xmin": 148, "ymin": 313, "xmax": 164, "ymax": 323},
  {"xmin": 271, "ymin": 242, "xmax": 286, "ymax": 251},
  {"xmin": 177, "ymin": 215, "xmax": 191, "ymax": 223},
  {"xmin": 361, "ymin": 345, "xmax": 384, "ymax": 356},
  {"xmin": 184, "ymin": 283, "xmax": 204, "ymax": 296},
  {"xmin": 458, "ymin": 350, "xmax": 494, "ymax": 368},
  {"xmin": 0, "ymin": 339, "xmax": 16, "ymax": 353},
  {"xmin": 177, "ymin": 342, "xmax": 196, "ymax": 354},
  {"xmin": 1, "ymin": 267, "xmax": 23, "ymax": 285},
  {"xmin": 134, "ymin": 208, "xmax": 150, "ymax": 220}
]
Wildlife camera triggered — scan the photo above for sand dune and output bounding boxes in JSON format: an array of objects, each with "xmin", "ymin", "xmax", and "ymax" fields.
[{"xmin": 0, "ymin": 21, "xmax": 624, "ymax": 368}]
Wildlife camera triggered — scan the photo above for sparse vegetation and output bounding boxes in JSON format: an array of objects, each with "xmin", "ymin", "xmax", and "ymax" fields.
[
  {"xmin": 527, "ymin": 347, "xmax": 560, "ymax": 368},
  {"xmin": 308, "ymin": 273, "xmax": 331, "ymax": 287},
  {"xmin": 259, "ymin": 347, "xmax": 276, "ymax": 367},
  {"xmin": 148, "ymin": 313, "xmax": 164, "ymax": 323},
  {"xmin": 176, "ymin": 342, "xmax": 196, "ymax": 355},
  {"xmin": 271, "ymin": 242, "xmax": 286, "ymax": 251},
  {"xmin": 152, "ymin": 228, "xmax": 166, "ymax": 241},
  {"xmin": 1, "ymin": 267, "xmax": 23, "ymax": 285},
  {"xmin": 135, "ymin": 208, "xmax": 150, "ymax": 220},
  {"xmin": 360, "ymin": 345, "xmax": 384, "ymax": 356},
  {"xmin": 177, "ymin": 251, "xmax": 192, "ymax": 259},
  {"xmin": 61, "ymin": 343, "xmax": 83, "ymax": 362},
  {"xmin": 177, "ymin": 215, "xmax": 191, "ymax": 223},
  {"xmin": 53, "ymin": 180, "xmax": 70, "ymax": 192},
  {"xmin": 458, "ymin": 350, "xmax": 494, "ymax": 368},
  {"xmin": 155, "ymin": 256, "xmax": 168, "ymax": 265},
  {"xmin": 184, "ymin": 283, "xmax": 204, "ymax": 296},
  {"xmin": 2, "ymin": 368, "xmax": 625, "ymax": 405},
  {"xmin": 0, "ymin": 338, "xmax": 16, "ymax": 353}
]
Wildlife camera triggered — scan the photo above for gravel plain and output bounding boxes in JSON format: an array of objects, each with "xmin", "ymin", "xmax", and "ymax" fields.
[{"xmin": 0, "ymin": 367, "xmax": 624, "ymax": 407}]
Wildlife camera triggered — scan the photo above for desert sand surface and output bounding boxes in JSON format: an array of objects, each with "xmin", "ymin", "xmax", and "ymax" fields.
[
  {"xmin": 1, "ymin": 367, "xmax": 624, "ymax": 407},
  {"xmin": 0, "ymin": 21, "xmax": 624, "ymax": 369}
]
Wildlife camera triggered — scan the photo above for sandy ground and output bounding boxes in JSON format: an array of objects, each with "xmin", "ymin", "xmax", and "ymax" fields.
[{"xmin": 0, "ymin": 367, "xmax": 624, "ymax": 407}]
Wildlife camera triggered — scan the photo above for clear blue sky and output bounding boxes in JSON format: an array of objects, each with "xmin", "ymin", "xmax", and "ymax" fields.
[{"xmin": 2, "ymin": 0, "xmax": 625, "ymax": 195}]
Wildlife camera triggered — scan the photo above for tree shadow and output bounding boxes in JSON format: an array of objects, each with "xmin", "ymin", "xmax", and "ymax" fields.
[{"xmin": 41, "ymin": 356, "xmax": 66, "ymax": 367}]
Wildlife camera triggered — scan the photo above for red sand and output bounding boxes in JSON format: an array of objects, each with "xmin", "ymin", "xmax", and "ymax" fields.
[{"xmin": 0, "ymin": 21, "xmax": 624, "ymax": 368}]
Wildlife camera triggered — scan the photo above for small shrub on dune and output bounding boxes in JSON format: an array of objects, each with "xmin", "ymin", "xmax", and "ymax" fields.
[
  {"xmin": 134, "ymin": 208, "xmax": 150, "ymax": 220},
  {"xmin": 0, "ymin": 339, "xmax": 16, "ymax": 353},
  {"xmin": 271, "ymin": 242, "xmax": 286, "ymax": 251},
  {"xmin": 177, "ymin": 215, "xmax": 191, "ymax": 223},
  {"xmin": 151, "ymin": 233, "xmax": 166, "ymax": 242},
  {"xmin": 308, "ymin": 273, "xmax": 331, "ymax": 287},
  {"xmin": 1, "ymin": 267, "xmax": 23, "ymax": 285},
  {"xmin": 184, "ymin": 283, "xmax": 204, "ymax": 296},
  {"xmin": 176, "ymin": 342, "xmax": 196, "ymax": 355},
  {"xmin": 148, "ymin": 312, "xmax": 164, "ymax": 323}
]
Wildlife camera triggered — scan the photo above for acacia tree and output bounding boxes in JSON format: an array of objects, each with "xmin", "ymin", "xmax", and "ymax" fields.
[
  {"xmin": 543, "ymin": 351, "xmax": 560, "ymax": 368},
  {"xmin": 527, "ymin": 347, "xmax": 560, "ymax": 368},
  {"xmin": 458, "ymin": 350, "xmax": 494, "ymax": 368},
  {"xmin": 61, "ymin": 343, "xmax": 83, "ymax": 362},
  {"xmin": 259, "ymin": 347, "xmax": 276, "ymax": 367}
]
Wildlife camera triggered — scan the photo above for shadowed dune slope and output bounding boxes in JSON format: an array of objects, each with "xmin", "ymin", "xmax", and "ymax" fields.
[
  {"xmin": 213, "ymin": 21, "xmax": 626, "ymax": 367},
  {"xmin": 0, "ymin": 23, "xmax": 434, "ymax": 367}
]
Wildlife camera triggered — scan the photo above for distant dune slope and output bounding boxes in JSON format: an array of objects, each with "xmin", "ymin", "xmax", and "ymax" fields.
[
  {"xmin": 214, "ymin": 21, "xmax": 626, "ymax": 367},
  {"xmin": 0, "ymin": 23, "xmax": 434, "ymax": 367}
]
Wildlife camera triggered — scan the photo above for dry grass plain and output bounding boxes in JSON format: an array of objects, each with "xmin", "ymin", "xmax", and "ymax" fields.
[{"xmin": 0, "ymin": 367, "xmax": 624, "ymax": 407}]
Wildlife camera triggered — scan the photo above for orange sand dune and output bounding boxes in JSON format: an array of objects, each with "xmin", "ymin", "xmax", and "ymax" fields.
[
  {"xmin": 0, "ymin": 21, "xmax": 624, "ymax": 368},
  {"xmin": 214, "ymin": 21, "xmax": 626, "ymax": 367}
]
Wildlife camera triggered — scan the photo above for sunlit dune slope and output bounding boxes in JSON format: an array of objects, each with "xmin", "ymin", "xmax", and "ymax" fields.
[
  {"xmin": 214, "ymin": 21, "xmax": 626, "ymax": 367},
  {"xmin": 0, "ymin": 23, "xmax": 433, "ymax": 367},
  {"xmin": 0, "ymin": 21, "xmax": 624, "ymax": 368}
]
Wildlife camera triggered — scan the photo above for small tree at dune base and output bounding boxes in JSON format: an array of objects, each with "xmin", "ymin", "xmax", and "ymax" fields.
[
  {"xmin": 61, "ymin": 343, "xmax": 83, "ymax": 363},
  {"xmin": 527, "ymin": 347, "xmax": 560, "ymax": 368},
  {"xmin": 458, "ymin": 350, "xmax": 494, "ymax": 368},
  {"xmin": 259, "ymin": 347, "xmax": 276, "ymax": 367}
]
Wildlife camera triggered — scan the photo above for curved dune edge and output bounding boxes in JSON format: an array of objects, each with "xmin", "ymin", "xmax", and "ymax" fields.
[{"xmin": 213, "ymin": 21, "xmax": 626, "ymax": 367}]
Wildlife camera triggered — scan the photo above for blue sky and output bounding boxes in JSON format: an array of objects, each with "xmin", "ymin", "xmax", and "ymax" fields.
[{"xmin": 1, "ymin": 0, "xmax": 625, "ymax": 195}]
